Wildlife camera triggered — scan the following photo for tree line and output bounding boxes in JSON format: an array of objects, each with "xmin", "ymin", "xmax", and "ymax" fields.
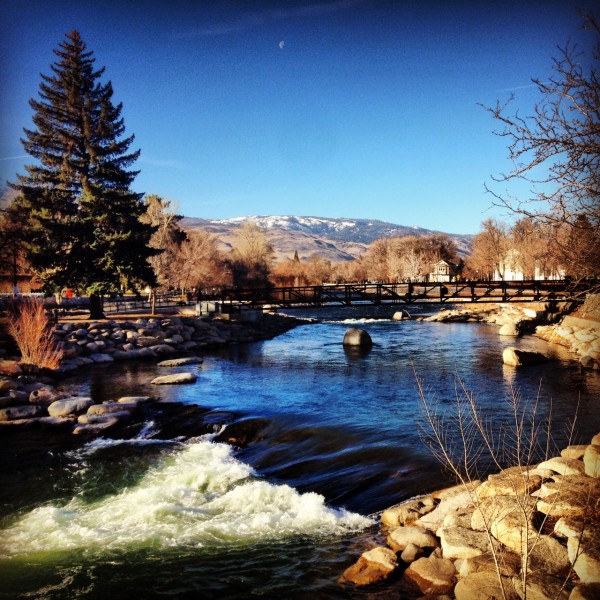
[{"xmin": 1, "ymin": 16, "xmax": 598, "ymax": 316}]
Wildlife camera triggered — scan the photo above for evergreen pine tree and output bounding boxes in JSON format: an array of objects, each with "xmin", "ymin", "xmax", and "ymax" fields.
[{"xmin": 11, "ymin": 30, "xmax": 157, "ymax": 315}]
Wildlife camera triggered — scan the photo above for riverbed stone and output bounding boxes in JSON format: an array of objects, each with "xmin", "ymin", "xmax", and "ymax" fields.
[
  {"xmin": 0, "ymin": 404, "xmax": 46, "ymax": 421},
  {"xmin": 583, "ymin": 444, "xmax": 600, "ymax": 477},
  {"xmin": 403, "ymin": 554, "xmax": 456, "ymax": 594},
  {"xmin": 502, "ymin": 347, "xmax": 548, "ymax": 366},
  {"xmin": 157, "ymin": 356, "xmax": 204, "ymax": 367},
  {"xmin": 0, "ymin": 360, "xmax": 22, "ymax": 377},
  {"xmin": 152, "ymin": 344, "xmax": 177, "ymax": 356},
  {"xmin": 87, "ymin": 401, "xmax": 136, "ymax": 416},
  {"xmin": 342, "ymin": 328, "xmax": 373, "ymax": 347},
  {"xmin": 28, "ymin": 385, "xmax": 60, "ymax": 405},
  {"xmin": 339, "ymin": 546, "xmax": 398, "ymax": 586},
  {"xmin": 151, "ymin": 372, "xmax": 197, "ymax": 385},
  {"xmin": 117, "ymin": 396, "xmax": 152, "ymax": 403},
  {"xmin": 73, "ymin": 417, "xmax": 119, "ymax": 435},
  {"xmin": 78, "ymin": 410, "xmax": 132, "ymax": 424},
  {"xmin": 0, "ymin": 377, "xmax": 20, "ymax": 394},
  {"xmin": 386, "ymin": 525, "xmax": 439, "ymax": 552},
  {"xmin": 48, "ymin": 397, "xmax": 94, "ymax": 417},
  {"xmin": 89, "ymin": 353, "xmax": 114, "ymax": 363}
]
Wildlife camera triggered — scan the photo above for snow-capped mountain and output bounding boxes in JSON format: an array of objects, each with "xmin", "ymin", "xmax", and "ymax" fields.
[{"xmin": 181, "ymin": 215, "xmax": 473, "ymax": 262}]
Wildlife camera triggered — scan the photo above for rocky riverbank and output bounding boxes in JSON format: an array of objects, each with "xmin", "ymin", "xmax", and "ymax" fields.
[
  {"xmin": 0, "ymin": 311, "xmax": 308, "ymax": 434},
  {"xmin": 340, "ymin": 434, "xmax": 600, "ymax": 599},
  {"xmin": 421, "ymin": 294, "xmax": 600, "ymax": 370}
]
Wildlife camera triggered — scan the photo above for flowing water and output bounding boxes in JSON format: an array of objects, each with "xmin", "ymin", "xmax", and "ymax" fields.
[{"xmin": 1, "ymin": 306, "xmax": 599, "ymax": 599}]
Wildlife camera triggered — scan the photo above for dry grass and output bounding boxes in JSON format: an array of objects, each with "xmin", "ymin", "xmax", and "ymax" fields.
[{"xmin": 8, "ymin": 298, "xmax": 63, "ymax": 370}]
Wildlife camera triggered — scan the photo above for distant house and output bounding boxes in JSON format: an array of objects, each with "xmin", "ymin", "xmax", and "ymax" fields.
[
  {"xmin": 494, "ymin": 249, "xmax": 565, "ymax": 281},
  {"xmin": 430, "ymin": 260, "xmax": 459, "ymax": 282}
]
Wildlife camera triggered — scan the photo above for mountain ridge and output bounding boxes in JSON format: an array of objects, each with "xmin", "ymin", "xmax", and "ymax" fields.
[{"xmin": 181, "ymin": 215, "xmax": 473, "ymax": 262}]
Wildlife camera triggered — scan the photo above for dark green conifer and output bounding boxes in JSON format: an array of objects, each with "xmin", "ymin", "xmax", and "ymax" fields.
[{"xmin": 11, "ymin": 30, "xmax": 157, "ymax": 314}]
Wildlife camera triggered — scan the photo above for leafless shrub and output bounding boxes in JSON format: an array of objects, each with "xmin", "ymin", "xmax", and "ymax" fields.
[
  {"xmin": 415, "ymin": 368, "xmax": 580, "ymax": 599},
  {"xmin": 8, "ymin": 297, "xmax": 63, "ymax": 370}
]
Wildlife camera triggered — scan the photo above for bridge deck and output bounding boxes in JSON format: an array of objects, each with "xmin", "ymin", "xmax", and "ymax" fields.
[{"xmin": 219, "ymin": 280, "xmax": 591, "ymax": 309}]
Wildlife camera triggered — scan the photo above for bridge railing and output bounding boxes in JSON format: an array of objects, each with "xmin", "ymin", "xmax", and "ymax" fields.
[{"xmin": 218, "ymin": 279, "xmax": 594, "ymax": 309}]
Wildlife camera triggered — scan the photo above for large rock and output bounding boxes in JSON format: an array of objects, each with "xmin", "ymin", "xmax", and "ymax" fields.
[
  {"xmin": 437, "ymin": 526, "xmax": 490, "ymax": 559},
  {"xmin": 386, "ymin": 525, "xmax": 439, "ymax": 552},
  {"xmin": 416, "ymin": 484, "xmax": 478, "ymax": 533},
  {"xmin": 537, "ymin": 456, "xmax": 586, "ymax": 476},
  {"xmin": 512, "ymin": 573, "xmax": 570, "ymax": 600},
  {"xmin": 339, "ymin": 546, "xmax": 398, "ymax": 586},
  {"xmin": 471, "ymin": 495, "xmax": 538, "ymax": 553},
  {"xmin": 455, "ymin": 551, "xmax": 521, "ymax": 578},
  {"xmin": 528, "ymin": 534, "xmax": 571, "ymax": 577},
  {"xmin": 568, "ymin": 526, "xmax": 600, "ymax": 583},
  {"xmin": 381, "ymin": 496, "xmax": 436, "ymax": 528},
  {"xmin": 342, "ymin": 328, "xmax": 372, "ymax": 348},
  {"xmin": 561, "ymin": 445, "xmax": 589, "ymax": 460},
  {"xmin": 499, "ymin": 323, "xmax": 520, "ymax": 336},
  {"xmin": 536, "ymin": 475, "xmax": 600, "ymax": 518},
  {"xmin": 48, "ymin": 397, "xmax": 94, "ymax": 417},
  {"xmin": 454, "ymin": 572, "xmax": 518, "ymax": 600},
  {"xmin": 403, "ymin": 554, "xmax": 456, "ymax": 594},
  {"xmin": 151, "ymin": 372, "xmax": 197, "ymax": 385},
  {"xmin": 476, "ymin": 466, "xmax": 542, "ymax": 499},
  {"xmin": 583, "ymin": 444, "xmax": 600, "ymax": 477},
  {"xmin": 502, "ymin": 347, "xmax": 548, "ymax": 366}
]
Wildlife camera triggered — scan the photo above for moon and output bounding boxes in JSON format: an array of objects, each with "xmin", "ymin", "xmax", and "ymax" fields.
[{"xmin": 278, "ymin": 40, "xmax": 285, "ymax": 50}]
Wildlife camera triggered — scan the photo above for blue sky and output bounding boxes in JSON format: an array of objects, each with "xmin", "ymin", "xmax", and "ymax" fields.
[{"xmin": 0, "ymin": 0, "xmax": 596, "ymax": 234}]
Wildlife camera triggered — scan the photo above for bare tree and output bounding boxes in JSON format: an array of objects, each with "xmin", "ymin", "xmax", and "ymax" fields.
[
  {"xmin": 140, "ymin": 195, "xmax": 186, "ymax": 288},
  {"xmin": 468, "ymin": 219, "xmax": 509, "ymax": 280},
  {"xmin": 228, "ymin": 221, "xmax": 274, "ymax": 288},
  {"xmin": 171, "ymin": 229, "xmax": 228, "ymax": 292},
  {"xmin": 483, "ymin": 14, "xmax": 599, "ymax": 281}
]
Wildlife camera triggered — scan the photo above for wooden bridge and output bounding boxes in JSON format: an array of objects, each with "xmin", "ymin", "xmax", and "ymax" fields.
[{"xmin": 218, "ymin": 280, "xmax": 594, "ymax": 310}]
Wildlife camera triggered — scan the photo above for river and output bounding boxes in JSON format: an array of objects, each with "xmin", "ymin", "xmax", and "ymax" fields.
[{"xmin": 1, "ymin": 305, "xmax": 599, "ymax": 598}]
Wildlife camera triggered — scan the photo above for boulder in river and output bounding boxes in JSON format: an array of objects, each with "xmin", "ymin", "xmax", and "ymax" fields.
[
  {"xmin": 343, "ymin": 328, "xmax": 373, "ymax": 348},
  {"xmin": 502, "ymin": 347, "xmax": 548, "ymax": 367},
  {"xmin": 151, "ymin": 372, "xmax": 197, "ymax": 385}
]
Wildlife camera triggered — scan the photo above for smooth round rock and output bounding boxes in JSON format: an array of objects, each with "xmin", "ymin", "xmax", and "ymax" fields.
[{"xmin": 343, "ymin": 328, "xmax": 373, "ymax": 347}]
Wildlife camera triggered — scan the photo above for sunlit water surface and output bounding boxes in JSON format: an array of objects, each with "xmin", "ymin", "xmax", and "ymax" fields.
[{"xmin": 1, "ymin": 306, "xmax": 598, "ymax": 598}]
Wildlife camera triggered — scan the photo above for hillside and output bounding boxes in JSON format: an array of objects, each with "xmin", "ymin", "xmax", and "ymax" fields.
[{"xmin": 181, "ymin": 215, "xmax": 473, "ymax": 262}]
